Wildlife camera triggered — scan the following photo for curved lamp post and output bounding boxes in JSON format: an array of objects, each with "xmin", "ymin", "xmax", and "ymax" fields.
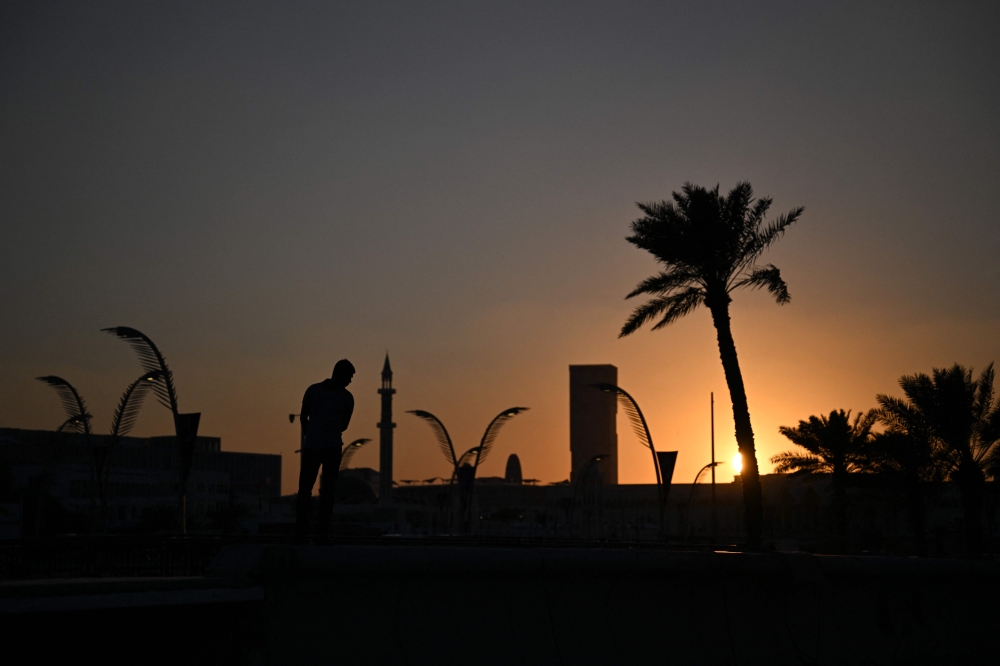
[
  {"xmin": 685, "ymin": 461, "xmax": 724, "ymax": 537},
  {"xmin": 340, "ymin": 438, "xmax": 372, "ymax": 471},
  {"xmin": 572, "ymin": 453, "xmax": 608, "ymax": 538},
  {"xmin": 408, "ymin": 406, "xmax": 528, "ymax": 532},
  {"xmin": 474, "ymin": 407, "xmax": 529, "ymax": 471},
  {"xmin": 592, "ymin": 383, "xmax": 668, "ymax": 537},
  {"xmin": 37, "ymin": 371, "xmax": 160, "ymax": 532},
  {"xmin": 406, "ymin": 410, "xmax": 459, "ymax": 481},
  {"xmin": 103, "ymin": 326, "xmax": 199, "ymax": 533}
]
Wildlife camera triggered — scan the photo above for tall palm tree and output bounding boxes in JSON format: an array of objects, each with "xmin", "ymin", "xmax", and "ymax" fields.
[
  {"xmin": 772, "ymin": 409, "xmax": 876, "ymax": 550},
  {"xmin": 620, "ymin": 181, "xmax": 803, "ymax": 548},
  {"xmin": 876, "ymin": 364, "xmax": 1000, "ymax": 556}
]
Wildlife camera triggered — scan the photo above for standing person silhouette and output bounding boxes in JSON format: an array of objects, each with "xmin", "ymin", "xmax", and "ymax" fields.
[{"xmin": 296, "ymin": 359, "xmax": 355, "ymax": 544}]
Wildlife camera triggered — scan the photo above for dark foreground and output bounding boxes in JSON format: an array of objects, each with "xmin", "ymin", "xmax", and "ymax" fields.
[{"xmin": 3, "ymin": 538, "xmax": 998, "ymax": 665}]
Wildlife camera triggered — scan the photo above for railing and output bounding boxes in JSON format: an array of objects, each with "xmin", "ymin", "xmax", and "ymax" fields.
[{"xmin": 0, "ymin": 533, "xmax": 739, "ymax": 581}]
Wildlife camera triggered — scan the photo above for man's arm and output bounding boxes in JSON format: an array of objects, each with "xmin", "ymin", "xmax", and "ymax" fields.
[
  {"xmin": 300, "ymin": 386, "xmax": 313, "ymax": 447},
  {"xmin": 340, "ymin": 392, "xmax": 355, "ymax": 432}
]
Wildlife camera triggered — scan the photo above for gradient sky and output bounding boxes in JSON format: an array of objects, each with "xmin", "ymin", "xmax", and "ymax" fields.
[{"xmin": 2, "ymin": 1, "xmax": 998, "ymax": 495}]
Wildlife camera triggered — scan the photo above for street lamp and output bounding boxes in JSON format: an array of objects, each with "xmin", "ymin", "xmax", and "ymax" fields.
[
  {"xmin": 592, "ymin": 383, "xmax": 675, "ymax": 538},
  {"xmin": 686, "ymin": 461, "xmax": 725, "ymax": 538},
  {"xmin": 408, "ymin": 407, "xmax": 528, "ymax": 533},
  {"xmin": 340, "ymin": 438, "xmax": 372, "ymax": 470}
]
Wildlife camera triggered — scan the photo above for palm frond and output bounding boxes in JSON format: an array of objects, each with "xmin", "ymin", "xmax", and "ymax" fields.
[
  {"xmin": 874, "ymin": 395, "xmax": 925, "ymax": 433},
  {"xmin": 744, "ymin": 207, "xmax": 803, "ymax": 263},
  {"xmin": 623, "ymin": 182, "xmax": 800, "ymax": 345},
  {"xmin": 620, "ymin": 287, "xmax": 704, "ymax": 337},
  {"xmin": 407, "ymin": 410, "xmax": 457, "ymax": 467},
  {"xmin": 340, "ymin": 438, "xmax": 372, "ymax": 470},
  {"xmin": 625, "ymin": 269, "xmax": 699, "ymax": 299},
  {"xmin": 770, "ymin": 451, "xmax": 825, "ymax": 474},
  {"xmin": 732, "ymin": 264, "xmax": 790, "ymax": 304},
  {"xmin": 477, "ymin": 407, "xmax": 528, "ymax": 468},
  {"xmin": 102, "ymin": 327, "xmax": 178, "ymax": 414},
  {"xmin": 36, "ymin": 376, "xmax": 91, "ymax": 435}
]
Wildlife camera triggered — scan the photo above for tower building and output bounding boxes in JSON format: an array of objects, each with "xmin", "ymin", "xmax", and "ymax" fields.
[
  {"xmin": 377, "ymin": 354, "xmax": 396, "ymax": 502},
  {"xmin": 569, "ymin": 364, "xmax": 618, "ymax": 484}
]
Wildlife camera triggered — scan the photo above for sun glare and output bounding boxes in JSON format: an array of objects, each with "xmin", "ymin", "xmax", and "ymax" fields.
[{"xmin": 732, "ymin": 452, "xmax": 743, "ymax": 475}]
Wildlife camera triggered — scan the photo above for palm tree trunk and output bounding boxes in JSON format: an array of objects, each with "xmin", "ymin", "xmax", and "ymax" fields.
[
  {"xmin": 708, "ymin": 301, "xmax": 764, "ymax": 549},
  {"xmin": 906, "ymin": 479, "xmax": 926, "ymax": 557},
  {"xmin": 833, "ymin": 468, "xmax": 848, "ymax": 553},
  {"xmin": 956, "ymin": 457, "xmax": 984, "ymax": 557}
]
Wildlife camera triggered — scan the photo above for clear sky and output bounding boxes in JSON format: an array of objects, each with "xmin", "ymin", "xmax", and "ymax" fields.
[{"xmin": 2, "ymin": 1, "xmax": 998, "ymax": 495}]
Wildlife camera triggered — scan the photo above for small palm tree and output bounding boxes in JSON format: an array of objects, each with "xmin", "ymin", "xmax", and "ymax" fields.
[
  {"xmin": 876, "ymin": 364, "xmax": 1000, "ymax": 556},
  {"xmin": 620, "ymin": 181, "xmax": 803, "ymax": 548},
  {"xmin": 772, "ymin": 409, "xmax": 876, "ymax": 550},
  {"xmin": 866, "ymin": 428, "xmax": 944, "ymax": 557}
]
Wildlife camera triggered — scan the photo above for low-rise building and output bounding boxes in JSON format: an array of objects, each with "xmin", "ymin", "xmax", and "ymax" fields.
[{"xmin": 0, "ymin": 427, "xmax": 280, "ymax": 535}]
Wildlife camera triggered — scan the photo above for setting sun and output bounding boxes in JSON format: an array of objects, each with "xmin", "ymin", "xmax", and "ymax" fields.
[{"xmin": 732, "ymin": 452, "xmax": 743, "ymax": 475}]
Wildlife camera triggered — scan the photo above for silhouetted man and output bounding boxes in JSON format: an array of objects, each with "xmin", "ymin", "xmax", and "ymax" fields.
[{"xmin": 296, "ymin": 359, "xmax": 355, "ymax": 544}]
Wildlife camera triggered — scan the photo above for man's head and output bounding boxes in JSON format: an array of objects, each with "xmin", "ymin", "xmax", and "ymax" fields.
[{"xmin": 331, "ymin": 359, "xmax": 356, "ymax": 387}]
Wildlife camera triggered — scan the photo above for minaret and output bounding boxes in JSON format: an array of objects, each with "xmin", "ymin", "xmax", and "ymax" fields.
[{"xmin": 377, "ymin": 353, "xmax": 396, "ymax": 502}]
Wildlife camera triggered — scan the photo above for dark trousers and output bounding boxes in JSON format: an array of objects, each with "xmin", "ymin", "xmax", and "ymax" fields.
[{"xmin": 295, "ymin": 447, "xmax": 341, "ymax": 542}]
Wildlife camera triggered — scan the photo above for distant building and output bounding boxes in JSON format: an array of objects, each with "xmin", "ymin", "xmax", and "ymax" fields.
[
  {"xmin": 378, "ymin": 354, "xmax": 396, "ymax": 502},
  {"xmin": 504, "ymin": 454, "xmax": 522, "ymax": 485},
  {"xmin": 0, "ymin": 427, "xmax": 280, "ymax": 536},
  {"xmin": 569, "ymin": 365, "xmax": 617, "ymax": 484}
]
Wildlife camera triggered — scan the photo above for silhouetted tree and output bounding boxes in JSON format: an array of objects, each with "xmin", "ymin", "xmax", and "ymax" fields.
[
  {"xmin": 772, "ymin": 409, "xmax": 875, "ymax": 551},
  {"xmin": 620, "ymin": 182, "xmax": 802, "ymax": 549},
  {"xmin": 866, "ymin": 426, "xmax": 945, "ymax": 557},
  {"xmin": 876, "ymin": 364, "xmax": 1000, "ymax": 556}
]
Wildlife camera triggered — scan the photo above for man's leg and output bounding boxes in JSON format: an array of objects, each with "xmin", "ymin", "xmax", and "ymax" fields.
[
  {"xmin": 316, "ymin": 449, "xmax": 342, "ymax": 544},
  {"xmin": 295, "ymin": 450, "xmax": 322, "ymax": 543}
]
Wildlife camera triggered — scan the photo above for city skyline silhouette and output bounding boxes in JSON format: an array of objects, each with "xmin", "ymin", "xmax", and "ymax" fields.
[{"xmin": 2, "ymin": 1, "xmax": 998, "ymax": 497}]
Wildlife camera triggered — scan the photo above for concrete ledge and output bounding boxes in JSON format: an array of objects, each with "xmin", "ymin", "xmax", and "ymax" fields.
[
  {"xmin": 206, "ymin": 544, "xmax": 999, "ymax": 666},
  {"xmin": 0, "ymin": 583, "xmax": 265, "ymax": 613}
]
